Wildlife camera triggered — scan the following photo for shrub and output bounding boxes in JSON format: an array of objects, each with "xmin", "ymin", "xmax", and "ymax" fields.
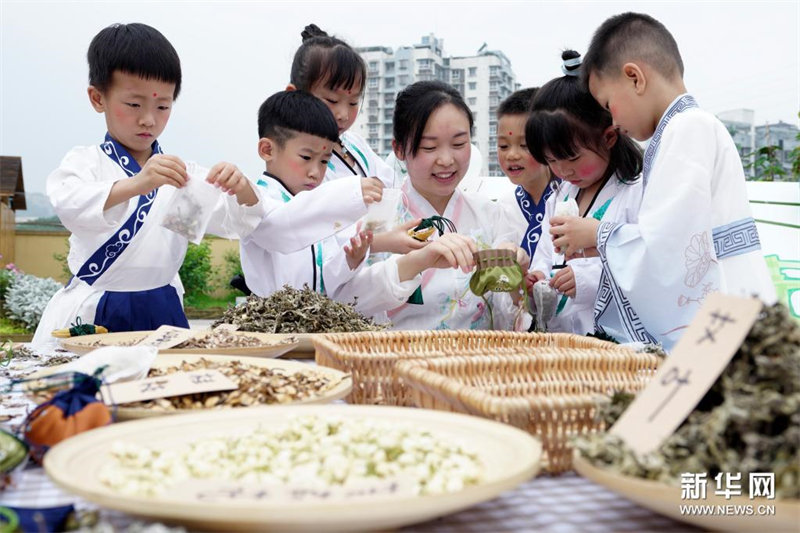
[
  {"xmin": 0, "ymin": 263, "xmax": 21, "ymax": 301},
  {"xmin": 5, "ymin": 273, "xmax": 63, "ymax": 331},
  {"xmin": 179, "ymin": 241, "xmax": 212, "ymax": 301},
  {"xmin": 52, "ymin": 238, "xmax": 72, "ymax": 282}
]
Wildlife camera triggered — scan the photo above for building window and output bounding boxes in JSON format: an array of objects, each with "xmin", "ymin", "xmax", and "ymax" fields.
[
  {"xmin": 385, "ymin": 61, "xmax": 395, "ymax": 72},
  {"xmin": 468, "ymin": 82, "xmax": 477, "ymax": 90},
  {"xmin": 469, "ymin": 67, "xmax": 477, "ymax": 77},
  {"xmin": 368, "ymin": 78, "xmax": 379, "ymax": 89},
  {"xmin": 385, "ymin": 78, "xmax": 395, "ymax": 89},
  {"xmin": 399, "ymin": 75, "xmax": 409, "ymax": 85},
  {"xmin": 369, "ymin": 124, "xmax": 378, "ymax": 134},
  {"xmin": 468, "ymin": 97, "xmax": 477, "ymax": 105},
  {"xmin": 489, "ymin": 124, "xmax": 497, "ymax": 135},
  {"xmin": 490, "ymin": 95, "xmax": 499, "ymax": 106},
  {"xmin": 399, "ymin": 59, "xmax": 408, "ymax": 70},
  {"xmin": 369, "ymin": 99, "xmax": 378, "ymax": 108},
  {"xmin": 384, "ymin": 124, "xmax": 393, "ymax": 135},
  {"xmin": 384, "ymin": 109, "xmax": 393, "ymax": 120}
]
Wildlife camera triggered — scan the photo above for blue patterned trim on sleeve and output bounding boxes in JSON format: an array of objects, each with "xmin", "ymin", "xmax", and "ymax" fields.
[
  {"xmin": 594, "ymin": 221, "xmax": 658, "ymax": 344},
  {"xmin": 642, "ymin": 95, "xmax": 699, "ymax": 187},
  {"xmin": 712, "ymin": 217, "xmax": 761, "ymax": 259},
  {"xmin": 75, "ymin": 134, "xmax": 162, "ymax": 286}
]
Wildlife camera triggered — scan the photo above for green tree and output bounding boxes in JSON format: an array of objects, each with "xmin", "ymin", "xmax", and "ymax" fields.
[
  {"xmin": 746, "ymin": 145, "xmax": 787, "ymax": 182},
  {"xmin": 179, "ymin": 241, "xmax": 212, "ymax": 303}
]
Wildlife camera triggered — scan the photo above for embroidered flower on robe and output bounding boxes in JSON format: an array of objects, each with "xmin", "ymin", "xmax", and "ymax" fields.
[{"xmin": 684, "ymin": 232, "xmax": 716, "ymax": 287}]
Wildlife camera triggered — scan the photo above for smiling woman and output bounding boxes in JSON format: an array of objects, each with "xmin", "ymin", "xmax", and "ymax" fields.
[{"xmin": 324, "ymin": 80, "xmax": 531, "ymax": 331}]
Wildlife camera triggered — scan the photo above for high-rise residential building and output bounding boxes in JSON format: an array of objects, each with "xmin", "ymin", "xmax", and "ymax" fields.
[
  {"xmin": 353, "ymin": 34, "xmax": 519, "ymax": 177},
  {"xmin": 718, "ymin": 109, "xmax": 755, "ymax": 178}
]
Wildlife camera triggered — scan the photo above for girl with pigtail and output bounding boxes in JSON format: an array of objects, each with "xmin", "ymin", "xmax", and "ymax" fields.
[{"xmin": 526, "ymin": 50, "xmax": 644, "ymax": 335}]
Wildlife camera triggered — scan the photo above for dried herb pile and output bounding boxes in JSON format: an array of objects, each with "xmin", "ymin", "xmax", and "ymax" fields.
[
  {"xmin": 212, "ymin": 285, "xmax": 386, "ymax": 334},
  {"xmin": 576, "ymin": 303, "xmax": 800, "ymax": 499},
  {"xmin": 123, "ymin": 358, "xmax": 339, "ymax": 411}
]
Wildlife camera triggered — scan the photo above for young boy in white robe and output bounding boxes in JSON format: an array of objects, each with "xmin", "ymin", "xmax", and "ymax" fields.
[
  {"xmin": 331, "ymin": 81, "xmax": 529, "ymax": 330},
  {"xmin": 525, "ymin": 51, "xmax": 643, "ymax": 335},
  {"xmin": 495, "ymin": 87, "xmax": 560, "ymax": 268},
  {"xmin": 551, "ymin": 13, "xmax": 776, "ymax": 349},
  {"xmin": 32, "ymin": 23, "xmax": 266, "ymax": 347},
  {"xmin": 239, "ymin": 90, "xmax": 378, "ymax": 297}
]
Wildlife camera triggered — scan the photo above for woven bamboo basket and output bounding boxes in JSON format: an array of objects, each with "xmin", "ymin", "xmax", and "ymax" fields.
[
  {"xmin": 394, "ymin": 350, "xmax": 661, "ymax": 473},
  {"xmin": 313, "ymin": 330, "xmax": 628, "ymax": 406}
]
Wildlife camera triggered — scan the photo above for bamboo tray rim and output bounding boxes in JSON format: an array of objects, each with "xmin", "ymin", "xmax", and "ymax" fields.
[
  {"xmin": 44, "ymin": 404, "xmax": 542, "ymax": 532},
  {"xmin": 573, "ymin": 453, "xmax": 800, "ymax": 532},
  {"xmin": 58, "ymin": 330, "xmax": 299, "ymax": 358}
]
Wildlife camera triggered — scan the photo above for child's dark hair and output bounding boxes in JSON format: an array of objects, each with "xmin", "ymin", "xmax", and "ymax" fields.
[
  {"xmin": 88, "ymin": 23, "xmax": 182, "ymax": 98},
  {"xmin": 393, "ymin": 81, "xmax": 473, "ymax": 157},
  {"xmin": 582, "ymin": 12, "xmax": 684, "ymax": 86},
  {"xmin": 257, "ymin": 90, "xmax": 339, "ymax": 146},
  {"xmin": 497, "ymin": 87, "xmax": 538, "ymax": 117},
  {"xmin": 526, "ymin": 50, "xmax": 642, "ymax": 183},
  {"xmin": 290, "ymin": 24, "xmax": 366, "ymax": 94}
]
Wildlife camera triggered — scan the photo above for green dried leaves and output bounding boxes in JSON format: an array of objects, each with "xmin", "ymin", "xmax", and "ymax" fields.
[{"xmin": 576, "ymin": 303, "xmax": 800, "ymax": 498}]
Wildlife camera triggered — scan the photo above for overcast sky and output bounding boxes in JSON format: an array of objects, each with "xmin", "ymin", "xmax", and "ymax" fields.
[{"xmin": 1, "ymin": 0, "xmax": 798, "ymax": 195}]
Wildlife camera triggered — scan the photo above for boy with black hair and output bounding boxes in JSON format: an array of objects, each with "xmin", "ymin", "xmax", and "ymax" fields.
[
  {"xmin": 496, "ymin": 87, "xmax": 559, "ymax": 265},
  {"xmin": 33, "ymin": 22, "xmax": 264, "ymax": 346},
  {"xmin": 240, "ymin": 90, "xmax": 380, "ymax": 297},
  {"xmin": 549, "ymin": 12, "xmax": 775, "ymax": 349}
]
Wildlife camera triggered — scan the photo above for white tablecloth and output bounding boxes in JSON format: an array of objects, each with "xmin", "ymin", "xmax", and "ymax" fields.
[{"xmin": 0, "ymin": 349, "xmax": 693, "ymax": 532}]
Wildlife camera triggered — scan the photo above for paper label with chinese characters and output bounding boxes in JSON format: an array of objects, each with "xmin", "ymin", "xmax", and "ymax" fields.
[
  {"xmin": 610, "ymin": 293, "xmax": 761, "ymax": 455},
  {"xmin": 136, "ymin": 325, "xmax": 195, "ymax": 349},
  {"xmin": 101, "ymin": 370, "xmax": 237, "ymax": 404}
]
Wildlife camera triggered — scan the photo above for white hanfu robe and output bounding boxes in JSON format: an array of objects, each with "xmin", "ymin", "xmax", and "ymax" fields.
[
  {"xmin": 32, "ymin": 143, "xmax": 264, "ymax": 348},
  {"xmin": 240, "ymin": 173, "xmax": 363, "ymax": 297},
  {"xmin": 330, "ymin": 179, "xmax": 525, "ymax": 330},
  {"xmin": 530, "ymin": 175, "xmax": 643, "ymax": 335},
  {"xmin": 595, "ymin": 94, "xmax": 776, "ymax": 350},
  {"xmin": 325, "ymin": 131, "xmax": 395, "ymax": 187}
]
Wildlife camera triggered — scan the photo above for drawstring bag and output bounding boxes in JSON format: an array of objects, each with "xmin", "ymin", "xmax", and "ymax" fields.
[
  {"xmin": 469, "ymin": 249, "xmax": 528, "ymax": 330},
  {"xmin": 21, "ymin": 371, "xmax": 112, "ymax": 463},
  {"xmin": 532, "ymin": 279, "xmax": 559, "ymax": 332},
  {"xmin": 407, "ymin": 216, "xmax": 457, "ymax": 305}
]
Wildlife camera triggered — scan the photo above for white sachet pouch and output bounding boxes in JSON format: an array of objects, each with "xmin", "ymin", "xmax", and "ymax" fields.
[
  {"xmin": 363, "ymin": 188, "xmax": 402, "ymax": 234},
  {"xmin": 532, "ymin": 279, "xmax": 559, "ymax": 332},
  {"xmin": 161, "ymin": 162, "xmax": 220, "ymax": 243},
  {"xmin": 55, "ymin": 345, "xmax": 158, "ymax": 383},
  {"xmin": 553, "ymin": 196, "xmax": 579, "ymax": 218}
]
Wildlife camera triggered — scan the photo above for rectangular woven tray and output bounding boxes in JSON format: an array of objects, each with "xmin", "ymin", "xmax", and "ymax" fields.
[
  {"xmin": 394, "ymin": 350, "xmax": 661, "ymax": 473},
  {"xmin": 313, "ymin": 330, "xmax": 630, "ymax": 406}
]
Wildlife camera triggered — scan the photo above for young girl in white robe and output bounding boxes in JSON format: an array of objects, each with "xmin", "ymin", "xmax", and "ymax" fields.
[
  {"xmin": 331, "ymin": 81, "xmax": 528, "ymax": 330},
  {"xmin": 525, "ymin": 51, "xmax": 644, "ymax": 336},
  {"xmin": 286, "ymin": 23, "xmax": 424, "ymax": 276}
]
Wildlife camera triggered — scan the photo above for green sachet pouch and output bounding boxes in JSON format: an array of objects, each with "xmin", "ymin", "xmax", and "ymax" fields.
[{"xmin": 469, "ymin": 249, "xmax": 528, "ymax": 329}]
